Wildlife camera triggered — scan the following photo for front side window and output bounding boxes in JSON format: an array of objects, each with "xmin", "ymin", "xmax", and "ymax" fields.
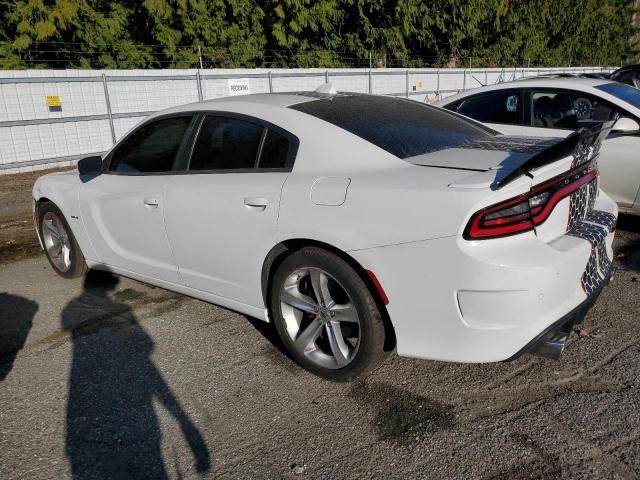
[
  {"xmin": 190, "ymin": 116, "xmax": 264, "ymax": 171},
  {"xmin": 531, "ymin": 90, "xmax": 618, "ymax": 130},
  {"xmin": 109, "ymin": 116, "xmax": 192, "ymax": 173},
  {"xmin": 454, "ymin": 90, "xmax": 522, "ymax": 125}
]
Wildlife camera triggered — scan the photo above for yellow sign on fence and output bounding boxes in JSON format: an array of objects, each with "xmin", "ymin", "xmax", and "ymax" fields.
[{"xmin": 45, "ymin": 95, "xmax": 62, "ymax": 107}]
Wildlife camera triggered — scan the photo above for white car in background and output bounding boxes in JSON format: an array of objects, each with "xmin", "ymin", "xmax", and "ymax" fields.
[
  {"xmin": 435, "ymin": 78, "xmax": 640, "ymax": 215},
  {"xmin": 33, "ymin": 91, "xmax": 617, "ymax": 381}
]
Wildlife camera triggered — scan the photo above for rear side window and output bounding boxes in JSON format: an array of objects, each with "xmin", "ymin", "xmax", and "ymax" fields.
[
  {"xmin": 109, "ymin": 116, "xmax": 191, "ymax": 173},
  {"xmin": 290, "ymin": 95, "xmax": 492, "ymax": 159},
  {"xmin": 190, "ymin": 116, "xmax": 263, "ymax": 171},
  {"xmin": 454, "ymin": 90, "xmax": 522, "ymax": 125},
  {"xmin": 259, "ymin": 130, "xmax": 290, "ymax": 169}
]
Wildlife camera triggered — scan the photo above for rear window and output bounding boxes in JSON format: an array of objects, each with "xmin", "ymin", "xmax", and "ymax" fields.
[{"xmin": 289, "ymin": 95, "xmax": 494, "ymax": 159}]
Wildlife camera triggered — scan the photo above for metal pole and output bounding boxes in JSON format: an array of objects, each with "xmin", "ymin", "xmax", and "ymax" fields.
[
  {"xmin": 405, "ymin": 69, "xmax": 409, "ymax": 98},
  {"xmin": 196, "ymin": 71, "xmax": 203, "ymax": 101},
  {"xmin": 101, "ymin": 73, "xmax": 116, "ymax": 145},
  {"xmin": 325, "ymin": 70, "xmax": 329, "ymax": 83},
  {"xmin": 268, "ymin": 71, "xmax": 273, "ymax": 93},
  {"xmin": 198, "ymin": 45, "xmax": 203, "ymax": 69},
  {"xmin": 463, "ymin": 69, "xmax": 466, "ymax": 91},
  {"xmin": 368, "ymin": 69, "xmax": 372, "ymax": 94},
  {"xmin": 436, "ymin": 69, "xmax": 440, "ymax": 97},
  {"xmin": 484, "ymin": 69, "xmax": 488, "ymax": 86}
]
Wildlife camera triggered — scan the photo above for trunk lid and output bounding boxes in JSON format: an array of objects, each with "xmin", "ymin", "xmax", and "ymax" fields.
[{"xmin": 410, "ymin": 126, "xmax": 612, "ymax": 241}]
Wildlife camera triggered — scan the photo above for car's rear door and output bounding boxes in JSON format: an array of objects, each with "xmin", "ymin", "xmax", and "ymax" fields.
[
  {"xmin": 163, "ymin": 113, "xmax": 298, "ymax": 308},
  {"xmin": 79, "ymin": 114, "xmax": 196, "ymax": 284}
]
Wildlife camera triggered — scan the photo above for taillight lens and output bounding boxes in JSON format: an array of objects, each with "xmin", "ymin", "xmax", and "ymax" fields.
[{"xmin": 464, "ymin": 166, "xmax": 597, "ymax": 240}]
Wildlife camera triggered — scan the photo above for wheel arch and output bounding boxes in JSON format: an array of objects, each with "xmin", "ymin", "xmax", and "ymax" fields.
[{"xmin": 261, "ymin": 238, "xmax": 397, "ymax": 351}]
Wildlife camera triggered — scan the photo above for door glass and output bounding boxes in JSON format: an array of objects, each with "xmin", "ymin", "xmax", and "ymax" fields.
[
  {"xmin": 455, "ymin": 91, "xmax": 522, "ymax": 125},
  {"xmin": 532, "ymin": 91, "xmax": 618, "ymax": 130},
  {"xmin": 190, "ymin": 116, "xmax": 264, "ymax": 171},
  {"xmin": 259, "ymin": 130, "xmax": 290, "ymax": 169},
  {"xmin": 109, "ymin": 116, "xmax": 191, "ymax": 173}
]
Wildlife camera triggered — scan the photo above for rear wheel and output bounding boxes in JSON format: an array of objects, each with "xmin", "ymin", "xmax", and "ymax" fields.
[
  {"xmin": 37, "ymin": 202, "xmax": 88, "ymax": 279},
  {"xmin": 270, "ymin": 247, "xmax": 387, "ymax": 381}
]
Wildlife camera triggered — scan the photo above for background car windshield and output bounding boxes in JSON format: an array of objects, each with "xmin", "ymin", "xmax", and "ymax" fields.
[
  {"xmin": 290, "ymin": 95, "xmax": 494, "ymax": 159},
  {"xmin": 595, "ymin": 83, "xmax": 640, "ymax": 109}
]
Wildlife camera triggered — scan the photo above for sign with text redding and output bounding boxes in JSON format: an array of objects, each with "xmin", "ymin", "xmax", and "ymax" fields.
[{"xmin": 227, "ymin": 78, "xmax": 250, "ymax": 96}]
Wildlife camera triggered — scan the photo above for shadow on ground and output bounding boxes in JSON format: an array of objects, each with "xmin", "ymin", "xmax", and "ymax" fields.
[
  {"xmin": 614, "ymin": 214, "xmax": 640, "ymax": 273},
  {"xmin": 62, "ymin": 270, "xmax": 211, "ymax": 479},
  {"xmin": 0, "ymin": 293, "xmax": 38, "ymax": 381}
]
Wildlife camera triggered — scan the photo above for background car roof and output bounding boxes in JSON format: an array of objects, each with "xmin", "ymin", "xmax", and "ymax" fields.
[{"xmin": 434, "ymin": 78, "xmax": 620, "ymax": 105}]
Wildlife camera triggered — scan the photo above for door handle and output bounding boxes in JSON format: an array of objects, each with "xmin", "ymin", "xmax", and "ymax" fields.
[
  {"xmin": 244, "ymin": 197, "xmax": 268, "ymax": 211},
  {"xmin": 144, "ymin": 197, "xmax": 159, "ymax": 208}
]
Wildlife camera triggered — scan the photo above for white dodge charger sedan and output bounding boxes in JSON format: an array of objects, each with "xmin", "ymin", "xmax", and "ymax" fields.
[
  {"xmin": 434, "ymin": 78, "xmax": 640, "ymax": 215},
  {"xmin": 33, "ymin": 90, "xmax": 617, "ymax": 381}
]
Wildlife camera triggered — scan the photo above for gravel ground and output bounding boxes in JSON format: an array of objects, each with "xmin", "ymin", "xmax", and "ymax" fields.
[{"xmin": 0, "ymin": 214, "xmax": 638, "ymax": 479}]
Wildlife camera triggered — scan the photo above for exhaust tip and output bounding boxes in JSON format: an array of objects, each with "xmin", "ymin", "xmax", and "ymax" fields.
[{"xmin": 529, "ymin": 330, "xmax": 569, "ymax": 360}]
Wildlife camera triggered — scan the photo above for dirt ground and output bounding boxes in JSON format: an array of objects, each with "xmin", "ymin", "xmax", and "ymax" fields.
[
  {"xmin": 0, "ymin": 169, "xmax": 639, "ymax": 479},
  {"xmin": 0, "ymin": 168, "xmax": 73, "ymax": 263}
]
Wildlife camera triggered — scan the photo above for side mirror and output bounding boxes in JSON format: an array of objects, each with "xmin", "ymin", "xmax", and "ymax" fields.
[
  {"xmin": 611, "ymin": 117, "xmax": 640, "ymax": 135},
  {"xmin": 78, "ymin": 155, "xmax": 103, "ymax": 175}
]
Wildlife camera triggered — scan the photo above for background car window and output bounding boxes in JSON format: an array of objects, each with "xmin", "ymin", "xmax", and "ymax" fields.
[
  {"xmin": 531, "ymin": 91, "xmax": 618, "ymax": 130},
  {"xmin": 454, "ymin": 91, "xmax": 522, "ymax": 125},
  {"xmin": 259, "ymin": 130, "xmax": 290, "ymax": 169},
  {"xmin": 190, "ymin": 116, "xmax": 263, "ymax": 171},
  {"xmin": 109, "ymin": 116, "xmax": 191, "ymax": 173}
]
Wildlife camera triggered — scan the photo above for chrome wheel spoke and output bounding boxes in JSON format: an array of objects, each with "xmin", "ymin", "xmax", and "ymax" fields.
[
  {"xmin": 309, "ymin": 268, "xmax": 331, "ymax": 306},
  {"xmin": 41, "ymin": 211, "xmax": 72, "ymax": 272},
  {"xmin": 326, "ymin": 321, "xmax": 350, "ymax": 367},
  {"xmin": 294, "ymin": 317, "xmax": 323, "ymax": 350},
  {"xmin": 281, "ymin": 287, "xmax": 318, "ymax": 313},
  {"xmin": 330, "ymin": 302, "xmax": 359, "ymax": 324}
]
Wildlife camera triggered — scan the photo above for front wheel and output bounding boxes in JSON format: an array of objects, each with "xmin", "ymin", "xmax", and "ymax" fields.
[
  {"xmin": 37, "ymin": 202, "xmax": 88, "ymax": 279},
  {"xmin": 270, "ymin": 247, "xmax": 387, "ymax": 381}
]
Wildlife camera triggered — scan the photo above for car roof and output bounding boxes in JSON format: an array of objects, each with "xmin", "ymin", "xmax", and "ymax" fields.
[{"xmin": 434, "ymin": 78, "xmax": 619, "ymax": 105}]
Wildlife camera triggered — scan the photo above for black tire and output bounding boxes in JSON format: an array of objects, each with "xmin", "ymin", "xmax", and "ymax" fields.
[
  {"xmin": 37, "ymin": 201, "xmax": 88, "ymax": 279},
  {"xmin": 270, "ymin": 247, "xmax": 387, "ymax": 381}
]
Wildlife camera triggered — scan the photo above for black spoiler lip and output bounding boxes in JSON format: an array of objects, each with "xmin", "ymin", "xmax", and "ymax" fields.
[{"xmin": 492, "ymin": 121, "xmax": 614, "ymax": 190}]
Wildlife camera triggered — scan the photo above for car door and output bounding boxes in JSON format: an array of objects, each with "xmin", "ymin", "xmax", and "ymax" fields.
[
  {"xmin": 521, "ymin": 88, "xmax": 639, "ymax": 207},
  {"xmin": 79, "ymin": 114, "xmax": 196, "ymax": 284},
  {"xmin": 163, "ymin": 113, "xmax": 298, "ymax": 308},
  {"xmin": 449, "ymin": 89, "xmax": 524, "ymax": 135}
]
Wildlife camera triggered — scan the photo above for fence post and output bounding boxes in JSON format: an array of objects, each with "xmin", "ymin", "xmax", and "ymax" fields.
[
  {"xmin": 325, "ymin": 70, "xmax": 329, "ymax": 83},
  {"xmin": 436, "ymin": 69, "xmax": 440, "ymax": 97},
  {"xmin": 101, "ymin": 73, "xmax": 116, "ymax": 145},
  {"xmin": 268, "ymin": 71, "xmax": 273, "ymax": 93},
  {"xmin": 484, "ymin": 69, "xmax": 488, "ymax": 86},
  {"xmin": 463, "ymin": 69, "xmax": 466, "ymax": 91},
  {"xmin": 195, "ymin": 71, "xmax": 203, "ymax": 101},
  {"xmin": 368, "ymin": 69, "xmax": 372, "ymax": 94},
  {"xmin": 405, "ymin": 69, "xmax": 409, "ymax": 98}
]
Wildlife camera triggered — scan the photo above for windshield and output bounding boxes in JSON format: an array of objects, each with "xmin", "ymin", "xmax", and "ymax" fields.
[
  {"xmin": 289, "ymin": 95, "xmax": 495, "ymax": 159},
  {"xmin": 595, "ymin": 83, "xmax": 640, "ymax": 109}
]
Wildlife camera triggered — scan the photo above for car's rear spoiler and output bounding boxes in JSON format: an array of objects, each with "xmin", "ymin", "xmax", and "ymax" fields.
[{"xmin": 493, "ymin": 121, "xmax": 614, "ymax": 189}]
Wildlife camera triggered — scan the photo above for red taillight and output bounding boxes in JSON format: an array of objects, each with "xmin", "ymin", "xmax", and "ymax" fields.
[{"xmin": 464, "ymin": 166, "xmax": 597, "ymax": 240}]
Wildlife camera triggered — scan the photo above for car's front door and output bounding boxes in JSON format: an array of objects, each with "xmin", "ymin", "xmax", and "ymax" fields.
[
  {"xmin": 163, "ymin": 114, "xmax": 298, "ymax": 308},
  {"xmin": 79, "ymin": 115, "xmax": 195, "ymax": 284},
  {"xmin": 521, "ymin": 88, "xmax": 639, "ymax": 207}
]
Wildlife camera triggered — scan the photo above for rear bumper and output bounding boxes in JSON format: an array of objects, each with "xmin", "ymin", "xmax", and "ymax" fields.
[
  {"xmin": 349, "ymin": 193, "xmax": 617, "ymax": 363},
  {"xmin": 504, "ymin": 261, "xmax": 612, "ymax": 361}
]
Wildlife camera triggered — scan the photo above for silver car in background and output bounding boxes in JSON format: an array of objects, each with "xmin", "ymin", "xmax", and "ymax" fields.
[{"xmin": 435, "ymin": 78, "xmax": 640, "ymax": 215}]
